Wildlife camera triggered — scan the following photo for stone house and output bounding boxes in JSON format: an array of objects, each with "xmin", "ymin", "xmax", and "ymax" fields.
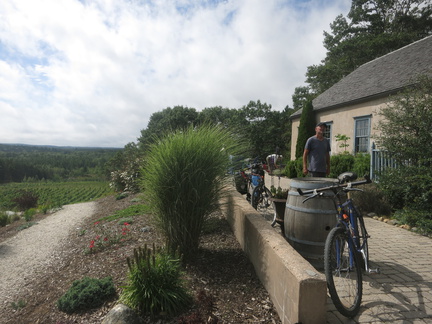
[{"xmin": 289, "ymin": 35, "xmax": 432, "ymax": 160}]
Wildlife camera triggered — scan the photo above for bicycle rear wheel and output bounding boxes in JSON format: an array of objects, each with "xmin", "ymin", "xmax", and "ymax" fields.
[
  {"xmin": 251, "ymin": 185, "xmax": 273, "ymax": 213},
  {"xmin": 324, "ymin": 227, "xmax": 363, "ymax": 318}
]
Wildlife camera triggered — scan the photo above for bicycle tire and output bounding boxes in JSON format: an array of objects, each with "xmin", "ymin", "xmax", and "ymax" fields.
[
  {"xmin": 251, "ymin": 186, "xmax": 273, "ymax": 212},
  {"xmin": 324, "ymin": 227, "xmax": 363, "ymax": 318},
  {"xmin": 354, "ymin": 207, "xmax": 369, "ymax": 270}
]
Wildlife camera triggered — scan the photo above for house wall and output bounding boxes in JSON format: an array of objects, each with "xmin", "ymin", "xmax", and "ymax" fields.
[{"xmin": 290, "ymin": 97, "xmax": 389, "ymax": 160}]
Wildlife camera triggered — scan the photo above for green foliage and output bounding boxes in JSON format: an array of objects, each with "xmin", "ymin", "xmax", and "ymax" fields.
[
  {"xmin": 284, "ymin": 158, "xmax": 303, "ymax": 178},
  {"xmin": 10, "ymin": 299, "xmax": 26, "ymax": 310},
  {"xmin": 378, "ymin": 167, "xmax": 432, "ymax": 211},
  {"xmin": 375, "ymin": 76, "xmax": 432, "ymax": 210},
  {"xmin": 141, "ymin": 125, "xmax": 239, "ymax": 259},
  {"xmin": 107, "ymin": 143, "xmax": 142, "ymax": 193},
  {"xmin": 0, "ymin": 181, "xmax": 113, "ymax": 210},
  {"xmin": 23, "ymin": 208, "xmax": 37, "ymax": 222},
  {"xmin": 270, "ymin": 186, "xmax": 288, "ymax": 199},
  {"xmin": 120, "ymin": 245, "xmax": 192, "ymax": 316},
  {"xmin": 329, "ymin": 154, "xmax": 355, "ymax": 178},
  {"xmin": 352, "ymin": 153, "xmax": 370, "ymax": 177},
  {"xmin": 335, "ymin": 134, "xmax": 350, "ymax": 152},
  {"xmin": 295, "ymin": 100, "xmax": 315, "ymax": 159},
  {"xmin": 12, "ymin": 190, "xmax": 39, "ymax": 211},
  {"xmin": 0, "ymin": 212, "xmax": 9, "ymax": 227},
  {"xmin": 351, "ymin": 184, "xmax": 392, "ymax": 216},
  {"xmin": 135, "ymin": 103, "xmax": 292, "ymax": 167},
  {"xmin": 393, "ymin": 208, "xmax": 432, "ymax": 235},
  {"xmin": 138, "ymin": 106, "xmax": 199, "ymax": 148},
  {"xmin": 305, "ymin": 0, "xmax": 432, "ymax": 94},
  {"xmin": 0, "ymin": 144, "xmax": 119, "ymax": 183},
  {"xmin": 97, "ymin": 204, "xmax": 152, "ymax": 222},
  {"xmin": 57, "ymin": 277, "xmax": 116, "ymax": 314}
]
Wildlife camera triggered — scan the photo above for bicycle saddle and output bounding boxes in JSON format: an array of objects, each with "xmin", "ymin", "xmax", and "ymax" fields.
[{"xmin": 338, "ymin": 172, "xmax": 358, "ymax": 183}]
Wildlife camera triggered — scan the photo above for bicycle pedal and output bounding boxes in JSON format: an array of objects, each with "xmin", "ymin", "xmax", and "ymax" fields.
[{"xmin": 368, "ymin": 268, "xmax": 380, "ymax": 274}]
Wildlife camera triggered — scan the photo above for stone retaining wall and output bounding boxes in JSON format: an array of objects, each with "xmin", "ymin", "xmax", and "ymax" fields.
[{"xmin": 220, "ymin": 188, "xmax": 327, "ymax": 324}]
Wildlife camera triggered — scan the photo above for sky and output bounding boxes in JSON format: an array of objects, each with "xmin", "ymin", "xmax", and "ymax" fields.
[{"xmin": 0, "ymin": 0, "xmax": 350, "ymax": 148}]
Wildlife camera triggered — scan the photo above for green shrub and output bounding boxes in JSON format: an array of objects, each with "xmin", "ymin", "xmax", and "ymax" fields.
[
  {"xmin": 23, "ymin": 208, "xmax": 37, "ymax": 222},
  {"xmin": 329, "ymin": 154, "xmax": 355, "ymax": 178},
  {"xmin": 0, "ymin": 212, "xmax": 9, "ymax": 227},
  {"xmin": 57, "ymin": 277, "xmax": 116, "ymax": 314},
  {"xmin": 284, "ymin": 158, "xmax": 303, "ymax": 178},
  {"xmin": 378, "ymin": 166, "xmax": 432, "ymax": 210},
  {"xmin": 351, "ymin": 184, "xmax": 392, "ymax": 216},
  {"xmin": 141, "ymin": 125, "xmax": 239, "ymax": 259},
  {"xmin": 12, "ymin": 190, "xmax": 39, "ymax": 211},
  {"xmin": 120, "ymin": 245, "xmax": 192, "ymax": 316},
  {"xmin": 352, "ymin": 153, "xmax": 370, "ymax": 177},
  {"xmin": 394, "ymin": 208, "xmax": 432, "ymax": 235}
]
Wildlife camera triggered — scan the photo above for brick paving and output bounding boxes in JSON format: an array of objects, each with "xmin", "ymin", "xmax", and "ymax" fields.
[
  {"xmin": 326, "ymin": 218, "xmax": 432, "ymax": 324},
  {"xmin": 265, "ymin": 174, "xmax": 432, "ymax": 323}
]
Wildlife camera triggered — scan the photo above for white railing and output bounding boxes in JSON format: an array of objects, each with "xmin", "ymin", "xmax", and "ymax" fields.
[{"xmin": 370, "ymin": 142, "xmax": 397, "ymax": 181}]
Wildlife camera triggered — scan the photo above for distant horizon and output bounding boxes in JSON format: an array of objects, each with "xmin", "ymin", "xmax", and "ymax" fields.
[{"xmin": 0, "ymin": 142, "xmax": 123, "ymax": 150}]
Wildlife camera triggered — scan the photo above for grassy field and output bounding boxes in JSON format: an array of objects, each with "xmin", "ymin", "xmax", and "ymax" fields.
[{"xmin": 0, "ymin": 181, "xmax": 114, "ymax": 211}]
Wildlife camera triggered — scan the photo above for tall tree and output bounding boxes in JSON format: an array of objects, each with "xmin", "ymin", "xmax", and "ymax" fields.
[
  {"xmin": 295, "ymin": 100, "xmax": 316, "ymax": 159},
  {"xmin": 138, "ymin": 106, "xmax": 199, "ymax": 147},
  {"xmin": 306, "ymin": 0, "xmax": 432, "ymax": 94}
]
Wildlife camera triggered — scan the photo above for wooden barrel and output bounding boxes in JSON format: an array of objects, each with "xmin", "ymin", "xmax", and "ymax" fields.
[{"xmin": 284, "ymin": 178, "xmax": 338, "ymax": 269}]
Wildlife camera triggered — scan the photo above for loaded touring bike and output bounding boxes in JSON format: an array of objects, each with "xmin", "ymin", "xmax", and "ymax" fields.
[{"xmin": 298, "ymin": 172, "xmax": 379, "ymax": 318}]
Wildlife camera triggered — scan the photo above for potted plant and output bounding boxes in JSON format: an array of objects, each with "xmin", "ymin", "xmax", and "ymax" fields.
[{"xmin": 270, "ymin": 186, "xmax": 288, "ymax": 231}]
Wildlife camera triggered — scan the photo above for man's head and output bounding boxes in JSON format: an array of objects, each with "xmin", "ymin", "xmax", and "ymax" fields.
[
  {"xmin": 315, "ymin": 122, "xmax": 326, "ymax": 137},
  {"xmin": 316, "ymin": 122, "xmax": 327, "ymax": 129}
]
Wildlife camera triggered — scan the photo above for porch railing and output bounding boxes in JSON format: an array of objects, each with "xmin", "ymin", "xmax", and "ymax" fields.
[{"xmin": 370, "ymin": 142, "xmax": 397, "ymax": 181}]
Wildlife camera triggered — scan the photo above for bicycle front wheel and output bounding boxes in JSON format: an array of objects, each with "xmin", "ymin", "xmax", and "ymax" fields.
[
  {"xmin": 324, "ymin": 227, "xmax": 362, "ymax": 318},
  {"xmin": 251, "ymin": 186, "xmax": 273, "ymax": 212}
]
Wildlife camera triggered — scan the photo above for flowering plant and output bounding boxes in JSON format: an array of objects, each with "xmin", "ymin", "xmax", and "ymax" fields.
[{"xmin": 86, "ymin": 221, "xmax": 132, "ymax": 254}]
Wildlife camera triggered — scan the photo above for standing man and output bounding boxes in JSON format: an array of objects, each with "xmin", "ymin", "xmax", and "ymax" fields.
[{"xmin": 303, "ymin": 122, "xmax": 330, "ymax": 177}]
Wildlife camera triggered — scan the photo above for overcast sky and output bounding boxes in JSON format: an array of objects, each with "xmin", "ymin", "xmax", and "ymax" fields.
[{"xmin": 0, "ymin": 0, "xmax": 350, "ymax": 148}]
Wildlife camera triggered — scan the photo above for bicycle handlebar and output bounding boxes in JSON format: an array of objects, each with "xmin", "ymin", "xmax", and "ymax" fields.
[{"xmin": 297, "ymin": 174, "xmax": 372, "ymax": 196}]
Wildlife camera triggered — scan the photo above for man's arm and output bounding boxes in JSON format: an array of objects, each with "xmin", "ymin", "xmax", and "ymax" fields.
[
  {"xmin": 325, "ymin": 152, "xmax": 330, "ymax": 175},
  {"xmin": 302, "ymin": 149, "xmax": 309, "ymax": 175}
]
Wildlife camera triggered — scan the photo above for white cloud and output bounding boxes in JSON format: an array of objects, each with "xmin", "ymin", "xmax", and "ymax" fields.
[{"xmin": 0, "ymin": 0, "xmax": 350, "ymax": 147}]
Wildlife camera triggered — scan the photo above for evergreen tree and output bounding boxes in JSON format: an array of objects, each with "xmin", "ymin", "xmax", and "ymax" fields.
[{"xmin": 295, "ymin": 100, "xmax": 316, "ymax": 159}]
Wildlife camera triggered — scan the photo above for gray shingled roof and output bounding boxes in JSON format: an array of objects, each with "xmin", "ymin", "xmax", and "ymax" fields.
[{"xmin": 291, "ymin": 35, "xmax": 432, "ymax": 118}]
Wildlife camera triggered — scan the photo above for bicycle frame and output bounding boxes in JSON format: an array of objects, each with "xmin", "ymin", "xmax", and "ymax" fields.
[{"xmin": 334, "ymin": 191, "xmax": 374, "ymax": 273}]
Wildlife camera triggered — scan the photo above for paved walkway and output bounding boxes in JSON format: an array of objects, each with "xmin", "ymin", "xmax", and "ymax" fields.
[
  {"xmin": 265, "ymin": 174, "xmax": 432, "ymax": 323},
  {"xmin": 326, "ymin": 217, "xmax": 432, "ymax": 324}
]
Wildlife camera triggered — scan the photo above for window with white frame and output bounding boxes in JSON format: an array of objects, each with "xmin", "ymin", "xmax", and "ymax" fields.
[
  {"xmin": 323, "ymin": 122, "xmax": 332, "ymax": 154},
  {"xmin": 354, "ymin": 116, "xmax": 371, "ymax": 153}
]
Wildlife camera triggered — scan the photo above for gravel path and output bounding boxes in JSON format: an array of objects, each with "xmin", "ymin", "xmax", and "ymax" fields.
[{"xmin": 0, "ymin": 202, "xmax": 96, "ymax": 306}]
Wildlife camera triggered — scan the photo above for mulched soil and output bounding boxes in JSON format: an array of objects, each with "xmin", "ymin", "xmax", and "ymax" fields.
[{"xmin": 0, "ymin": 194, "xmax": 282, "ymax": 324}]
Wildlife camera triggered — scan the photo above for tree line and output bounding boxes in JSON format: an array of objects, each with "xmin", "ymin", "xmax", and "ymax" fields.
[{"xmin": 0, "ymin": 144, "xmax": 121, "ymax": 183}]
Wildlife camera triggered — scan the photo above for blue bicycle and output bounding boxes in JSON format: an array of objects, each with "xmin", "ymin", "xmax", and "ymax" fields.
[{"xmin": 298, "ymin": 172, "xmax": 379, "ymax": 318}]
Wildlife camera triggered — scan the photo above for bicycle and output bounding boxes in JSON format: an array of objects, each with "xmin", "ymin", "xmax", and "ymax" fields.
[
  {"xmin": 250, "ymin": 163, "xmax": 273, "ymax": 214},
  {"xmin": 297, "ymin": 172, "xmax": 379, "ymax": 318}
]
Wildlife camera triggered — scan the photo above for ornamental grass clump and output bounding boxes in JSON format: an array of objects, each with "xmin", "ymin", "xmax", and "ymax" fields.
[
  {"xmin": 141, "ymin": 125, "xmax": 239, "ymax": 259},
  {"xmin": 120, "ymin": 244, "xmax": 191, "ymax": 316}
]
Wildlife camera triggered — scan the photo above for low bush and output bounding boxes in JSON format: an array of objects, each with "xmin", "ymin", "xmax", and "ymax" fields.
[
  {"xmin": 12, "ymin": 190, "xmax": 39, "ymax": 211},
  {"xmin": 351, "ymin": 184, "xmax": 392, "ymax": 216},
  {"xmin": 57, "ymin": 277, "xmax": 116, "ymax": 314},
  {"xmin": 394, "ymin": 208, "xmax": 432, "ymax": 235},
  {"xmin": 284, "ymin": 158, "xmax": 303, "ymax": 178},
  {"xmin": 352, "ymin": 153, "xmax": 370, "ymax": 177},
  {"xmin": 329, "ymin": 154, "xmax": 355, "ymax": 178},
  {"xmin": 0, "ymin": 212, "xmax": 9, "ymax": 227},
  {"xmin": 120, "ymin": 244, "xmax": 192, "ymax": 316},
  {"xmin": 23, "ymin": 208, "xmax": 37, "ymax": 222}
]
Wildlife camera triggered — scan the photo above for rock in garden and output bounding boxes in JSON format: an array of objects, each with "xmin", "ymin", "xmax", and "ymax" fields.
[{"xmin": 101, "ymin": 304, "xmax": 144, "ymax": 324}]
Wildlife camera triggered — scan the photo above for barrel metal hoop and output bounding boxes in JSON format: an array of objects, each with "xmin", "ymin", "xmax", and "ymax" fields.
[
  {"xmin": 286, "ymin": 236, "xmax": 325, "ymax": 247},
  {"xmin": 286, "ymin": 204, "xmax": 336, "ymax": 214}
]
